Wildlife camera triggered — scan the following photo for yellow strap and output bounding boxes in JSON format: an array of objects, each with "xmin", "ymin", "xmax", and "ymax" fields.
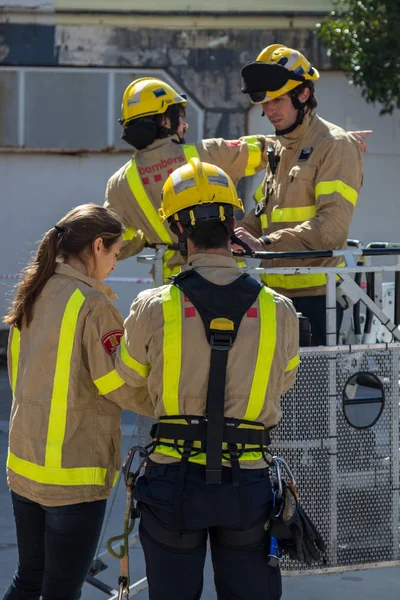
[
  {"xmin": 45, "ymin": 289, "xmax": 85, "ymax": 469},
  {"xmin": 153, "ymin": 445, "xmax": 264, "ymax": 465},
  {"xmin": 254, "ymin": 182, "xmax": 264, "ymax": 203},
  {"xmin": 182, "ymin": 144, "xmax": 200, "ymax": 162},
  {"xmin": 162, "ymin": 285, "xmax": 182, "ymax": 415},
  {"xmin": 243, "ymin": 287, "xmax": 277, "ymax": 421},
  {"xmin": 315, "ymin": 180, "xmax": 358, "ymax": 207},
  {"xmin": 285, "ymin": 354, "xmax": 300, "ymax": 372},
  {"xmin": 271, "ymin": 205, "xmax": 317, "ymax": 223},
  {"xmin": 261, "ymin": 261, "xmax": 346, "ymax": 290},
  {"xmin": 243, "ymin": 136, "xmax": 262, "ymax": 176},
  {"xmin": 126, "ymin": 161, "xmax": 173, "ymax": 244},
  {"xmin": 120, "ymin": 337, "xmax": 150, "ymax": 378},
  {"xmin": 7, "ymin": 451, "xmax": 112, "ymax": 486},
  {"xmin": 122, "ymin": 226, "xmax": 137, "ymax": 242},
  {"xmin": 10, "ymin": 326, "xmax": 20, "ymax": 396},
  {"xmin": 94, "ymin": 369, "xmax": 125, "ymax": 395}
]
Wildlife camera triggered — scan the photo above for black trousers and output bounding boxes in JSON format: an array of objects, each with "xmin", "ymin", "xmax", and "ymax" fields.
[
  {"xmin": 3, "ymin": 492, "xmax": 106, "ymax": 600},
  {"xmin": 134, "ymin": 461, "xmax": 281, "ymax": 600},
  {"xmin": 292, "ymin": 295, "xmax": 343, "ymax": 346}
]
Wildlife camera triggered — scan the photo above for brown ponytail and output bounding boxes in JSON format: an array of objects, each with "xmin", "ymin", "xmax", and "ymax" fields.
[{"xmin": 4, "ymin": 204, "xmax": 123, "ymax": 329}]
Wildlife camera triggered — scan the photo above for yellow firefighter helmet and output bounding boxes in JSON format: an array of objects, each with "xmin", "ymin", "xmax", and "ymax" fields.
[
  {"xmin": 121, "ymin": 77, "xmax": 187, "ymax": 125},
  {"xmin": 241, "ymin": 44, "xmax": 320, "ymax": 104},
  {"xmin": 159, "ymin": 158, "xmax": 243, "ymax": 223}
]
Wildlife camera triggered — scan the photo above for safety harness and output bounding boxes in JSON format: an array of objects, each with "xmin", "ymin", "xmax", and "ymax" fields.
[{"xmin": 150, "ymin": 269, "xmax": 272, "ymax": 530}]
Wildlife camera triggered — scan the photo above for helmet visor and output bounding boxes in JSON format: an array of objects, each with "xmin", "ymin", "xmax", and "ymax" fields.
[{"xmin": 241, "ymin": 62, "xmax": 304, "ymax": 97}]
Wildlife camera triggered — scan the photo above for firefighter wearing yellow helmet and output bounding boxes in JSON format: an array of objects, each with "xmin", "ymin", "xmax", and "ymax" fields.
[
  {"xmin": 115, "ymin": 158, "xmax": 300, "ymax": 600},
  {"xmin": 236, "ymin": 44, "xmax": 364, "ymax": 345},
  {"xmin": 104, "ymin": 76, "xmax": 281, "ymax": 280}
]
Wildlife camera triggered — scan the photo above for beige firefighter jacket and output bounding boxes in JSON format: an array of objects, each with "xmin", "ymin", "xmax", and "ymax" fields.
[
  {"xmin": 241, "ymin": 111, "xmax": 363, "ymax": 297},
  {"xmin": 7, "ymin": 263, "xmax": 136, "ymax": 506},
  {"xmin": 104, "ymin": 135, "xmax": 270, "ymax": 277},
  {"xmin": 115, "ymin": 253, "xmax": 299, "ymax": 469}
]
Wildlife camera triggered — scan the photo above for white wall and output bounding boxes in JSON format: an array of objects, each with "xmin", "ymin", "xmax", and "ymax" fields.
[
  {"xmin": 0, "ymin": 153, "xmax": 152, "ymax": 322},
  {"xmin": 245, "ymin": 71, "xmax": 400, "ymax": 247}
]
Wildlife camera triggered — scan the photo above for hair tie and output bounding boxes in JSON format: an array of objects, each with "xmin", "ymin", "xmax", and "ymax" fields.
[{"xmin": 54, "ymin": 225, "xmax": 65, "ymax": 233}]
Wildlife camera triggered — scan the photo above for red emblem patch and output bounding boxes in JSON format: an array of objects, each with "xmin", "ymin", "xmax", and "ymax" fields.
[
  {"xmin": 101, "ymin": 330, "xmax": 124, "ymax": 355},
  {"xmin": 227, "ymin": 140, "xmax": 241, "ymax": 147},
  {"xmin": 247, "ymin": 308, "xmax": 258, "ymax": 318}
]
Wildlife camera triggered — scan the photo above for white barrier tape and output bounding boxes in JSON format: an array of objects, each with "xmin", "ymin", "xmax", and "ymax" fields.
[
  {"xmin": 107, "ymin": 277, "xmax": 153, "ymax": 284},
  {"xmin": 0, "ymin": 274, "xmax": 153, "ymax": 284}
]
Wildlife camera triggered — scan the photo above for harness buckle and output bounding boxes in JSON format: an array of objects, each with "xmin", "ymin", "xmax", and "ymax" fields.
[{"xmin": 209, "ymin": 331, "xmax": 233, "ymax": 351}]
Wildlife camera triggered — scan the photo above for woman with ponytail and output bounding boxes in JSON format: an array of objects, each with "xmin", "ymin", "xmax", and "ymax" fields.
[{"xmin": 3, "ymin": 204, "xmax": 139, "ymax": 600}]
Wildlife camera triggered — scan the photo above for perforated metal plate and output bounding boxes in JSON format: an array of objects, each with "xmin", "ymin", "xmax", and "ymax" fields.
[{"xmin": 137, "ymin": 345, "xmax": 400, "ymax": 570}]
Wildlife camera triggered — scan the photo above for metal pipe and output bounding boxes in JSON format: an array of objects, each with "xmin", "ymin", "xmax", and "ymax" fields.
[{"xmin": 246, "ymin": 248, "xmax": 400, "ymax": 261}]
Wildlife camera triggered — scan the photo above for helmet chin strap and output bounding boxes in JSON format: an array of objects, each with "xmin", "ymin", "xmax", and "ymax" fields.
[{"xmin": 274, "ymin": 93, "xmax": 307, "ymax": 136}]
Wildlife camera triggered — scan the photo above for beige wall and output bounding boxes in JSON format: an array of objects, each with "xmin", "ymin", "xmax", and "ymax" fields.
[
  {"xmin": 1, "ymin": 0, "xmax": 333, "ymax": 13},
  {"xmin": 54, "ymin": 0, "xmax": 333, "ymax": 12}
]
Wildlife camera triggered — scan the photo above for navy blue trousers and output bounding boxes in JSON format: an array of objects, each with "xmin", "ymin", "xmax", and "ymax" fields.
[
  {"xmin": 135, "ymin": 461, "xmax": 282, "ymax": 600},
  {"xmin": 3, "ymin": 492, "xmax": 106, "ymax": 600}
]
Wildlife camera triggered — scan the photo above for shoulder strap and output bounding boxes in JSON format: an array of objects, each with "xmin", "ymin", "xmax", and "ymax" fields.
[{"xmin": 173, "ymin": 270, "xmax": 263, "ymax": 484}]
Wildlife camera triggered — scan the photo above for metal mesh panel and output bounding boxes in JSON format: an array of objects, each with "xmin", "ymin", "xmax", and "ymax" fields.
[
  {"xmin": 137, "ymin": 346, "xmax": 400, "ymax": 570},
  {"xmin": 274, "ymin": 346, "xmax": 400, "ymax": 570}
]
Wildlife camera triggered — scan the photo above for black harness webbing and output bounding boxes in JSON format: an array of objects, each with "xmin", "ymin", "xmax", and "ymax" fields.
[
  {"xmin": 172, "ymin": 269, "xmax": 263, "ymax": 485},
  {"xmin": 148, "ymin": 269, "xmax": 273, "ymax": 531}
]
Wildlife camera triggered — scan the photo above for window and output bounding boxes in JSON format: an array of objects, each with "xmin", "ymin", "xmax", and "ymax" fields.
[{"xmin": 0, "ymin": 67, "xmax": 204, "ymax": 150}]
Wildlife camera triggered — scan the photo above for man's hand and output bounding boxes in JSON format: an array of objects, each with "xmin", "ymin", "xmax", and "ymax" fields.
[
  {"xmin": 348, "ymin": 130, "xmax": 373, "ymax": 153},
  {"xmin": 233, "ymin": 227, "xmax": 265, "ymax": 253}
]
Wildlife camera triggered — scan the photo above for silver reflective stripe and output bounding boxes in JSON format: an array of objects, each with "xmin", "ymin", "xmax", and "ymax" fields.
[{"xmin": 170, "ymin": 169, "xmax": 196, "ymax": 194}]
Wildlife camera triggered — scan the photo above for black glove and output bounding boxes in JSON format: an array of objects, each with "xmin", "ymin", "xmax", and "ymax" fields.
[{"xmin": 267, "ymin": 483, "xmax": 326, "ymax": 565}]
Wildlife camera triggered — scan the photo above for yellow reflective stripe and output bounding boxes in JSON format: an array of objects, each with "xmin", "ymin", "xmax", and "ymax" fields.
[
  {"xmin": 315, "ymin": 180, "xmax": 358, "ymax": 207},
  {"xmin": 112, "ymin": 471, "xmax": 119, "ymax": 487},
  {"xmin": 285, "ymin": 354, "xmax": 300, "ymax": 372},
  {"xmin": 261, "ymin": 272, "xmax": 326, "ymax": 289},
  {"xmin": 154, "ymin": 446, "xmax": 263, "ymax": 464},
  {"xmin": 271, "ymin": 205, "xmax": 316, "ymax": 223},
  {"xmin": 7, "ymin": 451, "xmax": 108, "ymax": 486},
  {"xmin": 94, "ymin": 369, "xmax": 125, "ymax": 395},
  {"xmin": 45, "ymin": 289, "xmax": 85, "ymax": 469},
  {"xmin": 254, "ymin": 183, "xmax": 264, "ymax": 202},
  {"xmin": 10, "ymin": 327, "xmax": 20, "ymax": 396},
  {"xmin": 182, "ymin": 144, "xmax": 200, "ymax": 162},
  {"xmin": 244, "ymin": 136, "xmax": 262, "ymax": 176},
  {"xmin": 243, "ymin": 288, "xmax": 276, "ymax": 421},
  {"xmin": 260, "ymin": 261, "xmax": 346, "ymax": 290},
  {"xmin": 162, "ymin": 285, "xmax": 182, "ymax": 415},
  {"xmin": 120, "ymin": 337, "xmax": 150, "ymax": 378},
  {"xmin": 126, "ymin": 161, "xmax": 173, "ymax": 244},
  {"xmin": 122, "ymin": 226, "xmax": 137, "ymax": 242},
  {"xmin": 260, "ymin": 214, "xmax": 268, "ymax": 229}
]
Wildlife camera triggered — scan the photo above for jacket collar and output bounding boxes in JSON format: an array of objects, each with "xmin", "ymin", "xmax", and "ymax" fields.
[
  {"xmin": 183, "ymin": 253, "xmax": 242, "ymax": 271},
  {"xmin": 55, "ymin": 263, "xmax": 117, "ymax": 299},
  {"xmin": 132, "ymin": 135, "xmax": 181, "ymax": 157},
  {"xmin": 277, "ymin": 110, "xmax": 315, "ymax": 149}
]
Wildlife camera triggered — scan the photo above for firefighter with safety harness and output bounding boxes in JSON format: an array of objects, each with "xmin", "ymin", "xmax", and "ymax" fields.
[
  {"xmin": 104, "ymin": 77, "xmax": 270, "ymax": 281},
  {"xmin": 114, "ymin": 158, "xmax": 300, "ymax": 600},
  {"xmin": 235, "ymin": 44, "xmax": 365, "ymax": 345}
]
